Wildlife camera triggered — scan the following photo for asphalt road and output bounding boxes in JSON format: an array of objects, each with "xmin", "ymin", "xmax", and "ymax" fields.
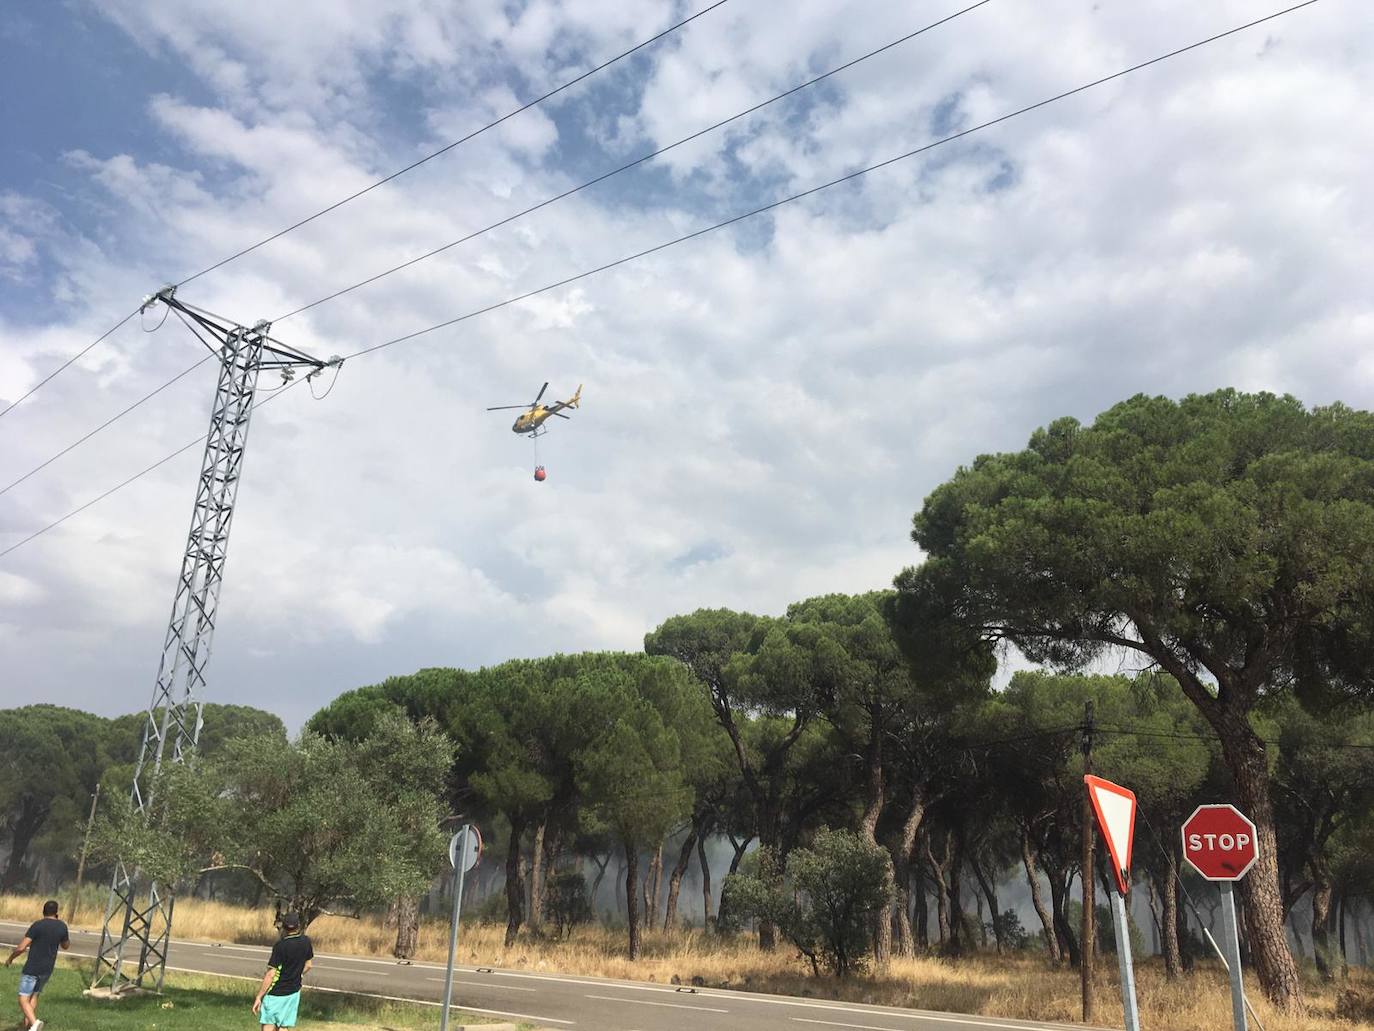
[{"xmin": 2, "ymin": 919, "xmax": 1101, "ymax": 1031}]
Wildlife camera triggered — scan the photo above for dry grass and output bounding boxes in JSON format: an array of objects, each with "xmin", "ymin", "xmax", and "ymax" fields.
[{"xmin": 4, "ymin": 893, "xmax": 1369, "ymax": 1029}]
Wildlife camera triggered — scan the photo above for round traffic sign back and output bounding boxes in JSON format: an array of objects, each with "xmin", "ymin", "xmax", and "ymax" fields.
[
  {"xmin": 449, "ymin": 825, "xmax": 482, "ymax": 873},
  {"xmin": 1181, "ymin": 804, "xmax": 1258, "ymax": 881}
]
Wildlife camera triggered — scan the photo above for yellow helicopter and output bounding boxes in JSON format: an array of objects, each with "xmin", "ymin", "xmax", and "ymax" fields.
[
  {"xmin": 488, "ymin": 383, "xmax": 582, "ymax": 482},
  {"xmin": 487, "ymin": 382, "xmax": 582, "ymax": 436}
]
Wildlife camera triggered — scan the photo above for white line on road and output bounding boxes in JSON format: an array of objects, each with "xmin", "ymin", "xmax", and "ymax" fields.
[
  {"xmin": 585, "ymin": 993, "xmax": 729, "ymax": 1012},
  {"xmin": 792, "ymin": 1013, "xmax": 1086, "ymax": 1031},
  {"xmin": 793, "ymin": 1018, "xmax": 904, "ymax": 1030},
  {"xmin": 157, "ymin": 966, "xmax": 575, "ymax": 1025},
  {"xmin": 3, "ymin": 924, "xmax": 1090, "ymax": 1031},
  {"xmin": 477, "ymin": 966, "xmax": 1099, "ymax": 1029},
  {"xmin": 425, "ymin": 977, "xmax": 537, "ymax": 992}
]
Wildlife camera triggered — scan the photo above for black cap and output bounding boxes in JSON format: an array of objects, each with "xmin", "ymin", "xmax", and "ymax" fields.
[{"xmin": 281, "ymin": 912, "xmax": 301, "ymax": 930}]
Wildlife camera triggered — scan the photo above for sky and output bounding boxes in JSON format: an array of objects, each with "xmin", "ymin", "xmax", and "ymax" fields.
[{"xmin": 1, "ymin": 0, "xmax": 1371, "ymax": 731}]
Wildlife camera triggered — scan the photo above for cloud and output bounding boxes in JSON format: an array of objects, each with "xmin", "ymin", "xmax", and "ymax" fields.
[{"xmin": 2, "ymin": 0, "xmax": 1372, "ymax": 726}]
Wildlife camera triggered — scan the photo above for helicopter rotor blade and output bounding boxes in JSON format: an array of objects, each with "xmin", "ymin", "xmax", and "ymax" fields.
[
  {"xmin": 534, "ymin": 381, "xmax": 549, "ymax": 404},
  {"xmin": 486, "ymin": 405, "xmax": 529, "ymax": 411},
  {"xmin": 552, "ymin": 412, "xmax": 571, "ymax": 419}
]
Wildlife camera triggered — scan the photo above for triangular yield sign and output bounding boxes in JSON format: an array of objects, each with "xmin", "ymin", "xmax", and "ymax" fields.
[{"xmin": 1085, "ymin": 774, "xmax": 1136, "ymax": 895}]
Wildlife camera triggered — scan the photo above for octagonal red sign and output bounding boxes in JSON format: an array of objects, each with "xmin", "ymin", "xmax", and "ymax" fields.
[{"xmin": 1181, "ymin": 804, "xmax": 1258, "ymax": 881}]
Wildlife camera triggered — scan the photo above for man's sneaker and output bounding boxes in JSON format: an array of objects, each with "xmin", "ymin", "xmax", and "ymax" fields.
[{"xmin": 31, "ymin": 1021, "xmax": 44, "ymax": 1031}]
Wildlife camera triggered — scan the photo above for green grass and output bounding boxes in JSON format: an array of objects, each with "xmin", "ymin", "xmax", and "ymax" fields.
[{"xmin": 0, "ymin": 962, "xmax": 509, "ymax": 1031}]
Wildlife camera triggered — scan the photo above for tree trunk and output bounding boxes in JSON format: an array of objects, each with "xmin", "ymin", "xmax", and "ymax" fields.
[
  {"xmin": 664, "ymin": 828, "xmax": 698, "ymax": 931},
  {"xmin": 970, "ymin": 853, "xmax": 1002, "ymax": 954},
  {"xmin": 1047, "ymin": 864, "xmax": 1080, "ymax": 967},
  {"xmin": 504, "ymin": 817, "xmax": 526, "ymax": 946},
  {"xmin": 756, "ymin": 813, "xmax": 779, "ymax": 951},
  {"xmin": 1355, "ymin": 901, "xmax": 1369, "ymax": 967},
  {"xmin": 614, "ymin": 854, "xmax": 627, "ymax": 919},
  {"xmin": 924, "ymin": 836, "xmax": 951, "ymax": 947},
  {"xmin": 590, "ymin": 852, "xmax": 611, "ymax": 913},
  {"xmin": 948, "ymin": 833, "xmax": 971, "ymax": 954},
  {"xmin": 0, "ymin": 802, "xmax": 47, "ymax": 893},
  {"xmin": 625, "ymin": 844, "xmax": 642, "ymax": 960},
  {"xmin": 858, "ymin": 727, "xmax": 891, "ymax": 966},
  {"xmin": 1146, "ymin": 878, "xmax": 1162, "ymax": 956},
  {"xmin": 393, "ymin": 895, "xmax": 420, "ymax": 959},
  {"xmin": 698, "ymin": 834, "xmax": 714, "ymax": 929},
  {"xmin": 1312, "ymin": 876, "xmax": 1334, "ymax": 980},
  {"xmin": 1021, "ymin": 831, "xmax": 1059, "ymax": 964},
  {"xmin": 1161, "ymin": 852, "xmax": 1182, "ymax": 980},
  {"xmin": 529, "ymin": 819, "xmax": 547, "ymax": 929},
  {"xmin": 891, "ymin": 787, "xmax": 928, "ymax": 959},
  {"xmin": 894, "ymin": 861, "xmax": 914, "ymax": 957},
  {"xmin": 1216, "ymin": 718, "xmax": 1303, "ymax": 1010},
  {"xmin": 1338, "ymin": 892, "xmax": 1349, "ymax": 978},
  {"xmin": 915, "ymin": 868, "xmax": 929, "ymax": 949},
  {"xmin": 648, "ymin": 842, "xmax": 665, "ymax": 931}
]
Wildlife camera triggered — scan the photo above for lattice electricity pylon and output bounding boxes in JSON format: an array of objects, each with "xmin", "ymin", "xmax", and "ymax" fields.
[{"xmin": 93, "ymin": 288, "xmax": 338, "ymax": 994}]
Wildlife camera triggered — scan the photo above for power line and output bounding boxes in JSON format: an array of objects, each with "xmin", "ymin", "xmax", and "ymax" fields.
[
  {"xmin": 0, "ymin": 378, "xmax": 307, "ymax": 561},
  {"xmin": 0, "ymin": 0, "xmax": 993, "ymax": 494},
  {"xmin": 339, "ymin": 0, "xmax": 1323, "ymax": 365},
  {"xmin": 0, "ymin": 354, "xmax": 213, "ymax": 499},
  {"xmin": 0, "ymin": 0, "xmax": 1324, "ymax": 562},
  {"xmin": 273, "ymin": 0, "xmax": 995, "ymax": 323},
  {"xmin": 175, "ymin": 0, "xmax": 734, "ymax": 289},
  {"xmin": 0, "ymin": 3, "xmax": 729, "ymax": 424},
  {"xmin": 0, "ymin": 304, "xmax": 265, "ymax": 499},
  {"xmin": 1099, "ymin": 725, "xmax": 1374, "ymax": 751},
  {"xmin": 0, "ymin": 307, "xmax": 141, "ymax": 423}
]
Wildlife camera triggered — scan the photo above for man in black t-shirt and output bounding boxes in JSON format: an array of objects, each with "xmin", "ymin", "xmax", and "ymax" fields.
[
  {"xmin": 252, "ymin": 912, "xmax": 313, "ymax": 1029},
  {"xmin": 5, "ymin": 899, "xmax": 69, "ymax": 1030}
]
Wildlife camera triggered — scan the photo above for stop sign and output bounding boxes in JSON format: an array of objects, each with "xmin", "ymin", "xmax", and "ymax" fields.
[{"xmin": 1181, "ymin": 804, "xmax": 1258, "ymax": 881}]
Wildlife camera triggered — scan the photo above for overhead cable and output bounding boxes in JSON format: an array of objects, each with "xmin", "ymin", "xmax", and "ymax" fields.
[
  {"xmin": 0, "ymin": 307, "xmax": 141, "ymax": 423},
  {"xmin": 0, "ymin": 0, "xmax": 1324, "ymax": 561},
  {"xmin": 0, "ymin": 353, "xmax": 214, "ymax": 498},
  {"xmin": 339, "ymin": 0, "xmax": 1322, "ymax": 364},
  {"xmin": 0, "ymin": 2, "xmax": 730, "ymax": 422},
  {"xmin": 0, "ymin": 0, "xmax": 993, "ymax": 485},
  {"xmin": 0, "ymin": 378, "xmax": 306, "ymax": 561},
  {"xmin": 274, "ymin": 0, "xmax": 995, "ymax": 323},
  {"xmin": 175, "ymin": 0, "xmax": 734, "ymax": 288}
]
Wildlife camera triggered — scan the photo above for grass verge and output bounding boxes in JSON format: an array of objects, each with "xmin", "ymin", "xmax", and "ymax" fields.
[{"xmin": 0, "ymin": 962, "xmax": 507, "ymax": 1031}]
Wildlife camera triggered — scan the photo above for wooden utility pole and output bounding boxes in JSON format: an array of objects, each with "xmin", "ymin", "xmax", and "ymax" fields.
[
  {"xmin": 68, "ymin": 782, "xmax": 100, "ymax": 924},
  {"xmin": 1080, "ymin": 701, "xmax": 1095, "ymax": 1022}
]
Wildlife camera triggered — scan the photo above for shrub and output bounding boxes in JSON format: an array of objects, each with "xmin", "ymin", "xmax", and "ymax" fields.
[
  {"xmin": 723, "ymin": 830, "xmax": 892, "ymax": 978},
  {"xmin": 545, "ymin": 870, "xmax": 593, "ymax": 940}
]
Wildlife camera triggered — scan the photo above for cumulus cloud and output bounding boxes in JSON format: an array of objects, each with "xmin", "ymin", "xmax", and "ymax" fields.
[{"xmin": 2, "ymin": 0, "xmax": 1372, "ymax": 726}]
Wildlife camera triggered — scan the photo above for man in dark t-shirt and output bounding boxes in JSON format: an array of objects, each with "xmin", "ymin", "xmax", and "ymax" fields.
[
  {"xmin": 252, "ymin": 912, "xmax": 313, "ymax": 1029},
  {"xmin": 5, "ymin": 899, "xmax": 69, "ymax": 1030}
]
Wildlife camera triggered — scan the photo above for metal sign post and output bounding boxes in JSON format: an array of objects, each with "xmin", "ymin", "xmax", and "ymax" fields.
[
  {"xmin": 1182, "ymin": 804, "xmax": 1259, "ymax": 1031},
  {"xmin": 1219, "ymin": 883, "xmax": 1248, "ymax": 1031},
  {"xmin": 1109, "ymin": 891, "xmax": 1141, "ymax": 1031},
  {"xmin": 439, "ymin": 825, "xmax": 481, "ymax": 1031},
  {"xmin": 1084, "ymin": 775, "xmax": 1141, "ymax": 1031}
]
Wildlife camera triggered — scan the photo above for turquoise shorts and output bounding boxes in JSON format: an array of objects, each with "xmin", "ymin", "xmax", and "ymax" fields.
[{"xmin": 260, "ymin": 991, "xmax": 300, "ymax": 1027}]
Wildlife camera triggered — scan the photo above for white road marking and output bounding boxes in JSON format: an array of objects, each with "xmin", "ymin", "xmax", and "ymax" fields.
[
  {"xmin": 0, "ymin": 922, "xmax": 1093, "ymax": 1031},
  {"xmin": 425, "ymin": 977, "xmax": 537, "ymax": 992},
  {"xmin": 791, "ymin": 1013, "xmax": 1089, "ymax": 1031},
  {"xmin": 491, "ymin": 969, "xmax": 712, "ymax": 994},
  {"xmin": 156, "ymin": 966, "xmax": 575, "ymax": 1025},
  {"xmin": 793, "ymin": 1019, "xmax": 903, "ymax": 1030},
  {"xmin": 585, "ymin": 993, "xmax": 729, "ymax": 1013}
]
